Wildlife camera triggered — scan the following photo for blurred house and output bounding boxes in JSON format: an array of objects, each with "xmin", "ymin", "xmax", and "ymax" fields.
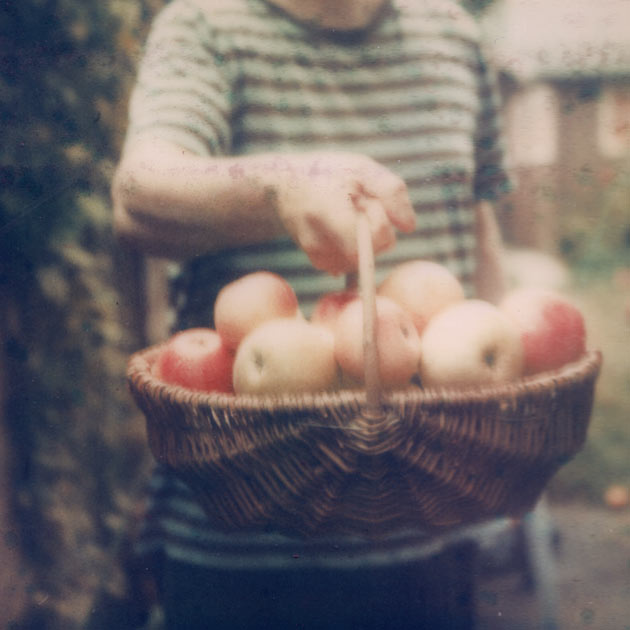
[{"xmin": 480, "ymin": 0, "xmax": 630, "ymax": 254}]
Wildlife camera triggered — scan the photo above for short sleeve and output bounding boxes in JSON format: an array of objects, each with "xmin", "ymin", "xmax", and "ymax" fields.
[
  {"xmin": 473, "ymin": 47, "xmax": 512, "ymax": 201},
  {"xmin": 125, "ymin": 1, "xmax": 233, "ymax": 156}
]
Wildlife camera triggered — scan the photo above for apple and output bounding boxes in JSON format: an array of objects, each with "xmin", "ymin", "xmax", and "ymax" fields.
[
  {"xmin": 603, "ymin": 484, "xmax": 629, "ymax": 510},
  {"xmin": 156, "ymin": 328, "xmax": 234, "ymax": 393},
  {"xmin": 499, "ymin": 287, "xmax": 586, "ymax": 375},
  {"xmin": 310, "ymin": 289, "xmax": 359, "ymax": 330},
  {"xmin": 334, "ymin": 295, "xmax": 422, "ymax": 388},
  {"xmin": 232, "ymin": 318, "xmax": 337, "ymax": 395},
  {"xmin": 419, "ymin": 300, "xmax": 523, "ymax": 388},
  {"xmin": 214, "ymin": 271, "xmax": 299, "ymax": 351},
  {"xmin": 377, "ymin": 260, "xmax": 465, "ymax": 335}
]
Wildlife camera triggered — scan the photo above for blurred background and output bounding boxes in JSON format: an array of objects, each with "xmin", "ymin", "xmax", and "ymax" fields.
[{"xmin": 1, "ymin": 0, "xmax": 628, "ymax": 628}]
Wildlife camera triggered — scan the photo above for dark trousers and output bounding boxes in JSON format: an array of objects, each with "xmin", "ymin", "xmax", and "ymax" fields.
[{"xmin": 157, "ymin": 541, "xmax": 478, "ymax": 630}]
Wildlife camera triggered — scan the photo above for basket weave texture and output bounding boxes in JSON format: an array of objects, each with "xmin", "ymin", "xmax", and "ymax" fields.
[
  {"xmin": 128, "ymin": 216, "xmax": 601, "ymax": 537},
  {"xmin": 127, "ymin": 348, "xmax": 601, "ymax": 538}
]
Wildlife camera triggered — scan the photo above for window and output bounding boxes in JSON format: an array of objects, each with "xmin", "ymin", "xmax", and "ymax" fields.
[
  {"xmin": 505, "ymin": 83, "xmax": 558, "ymax": 167},
  {"xmin": 598, "ymin": 85, "xmax": 630, "ymax": 159}
]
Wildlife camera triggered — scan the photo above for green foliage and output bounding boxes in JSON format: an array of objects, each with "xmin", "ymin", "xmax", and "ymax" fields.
[
  {"xmin": 549, "ymin": 269, "xmax": 630, "ymax": 502},
  {"xmin": 558, "ymin": 156, "xmax": 630, "ymax": 274},
  {"xmin": 0, "ymin": 0, "xmax": 121, "ymax": 287},
  {"xmin": 544, "ymin": 155, "xmax": 630, "ymax": 503},
  {"xmin": 1, "ymin": 1, "xmax": 165, "ymax": 626}
]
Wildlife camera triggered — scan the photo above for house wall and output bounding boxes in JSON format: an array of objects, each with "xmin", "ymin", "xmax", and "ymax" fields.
[
  {"xmin": 496, "ymin": 80, "xmax": 561, "ymax": 250},
  {"xmin": 497, "ymin": 77, "xmax": 630, "ymax": 257}
]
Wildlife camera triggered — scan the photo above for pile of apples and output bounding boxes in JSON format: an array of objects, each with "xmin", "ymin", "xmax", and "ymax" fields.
[{"xmin": 155, "ymin": 261, "xmax": 587, "ymax": 395}]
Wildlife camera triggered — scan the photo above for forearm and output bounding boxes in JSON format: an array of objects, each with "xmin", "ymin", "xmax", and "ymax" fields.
[
  {"xmin": 112, "ymin": 139, "xmax": 287, "ymax": 259},
  {"xmin": 474, "ymin": 200, "xmax": 507, "ymax": 304},
  {"xmin": 112, "ymin": 140, "xmax": 416, "ymax": 273}
]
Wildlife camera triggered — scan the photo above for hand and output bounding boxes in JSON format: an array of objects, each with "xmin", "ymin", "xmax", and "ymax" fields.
[{"xmin": 269, "ymin": 152, "xmax": 416, "ymax": 275}]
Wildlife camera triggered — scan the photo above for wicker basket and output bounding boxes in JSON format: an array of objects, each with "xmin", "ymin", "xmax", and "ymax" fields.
[{"xmin": 127, "ymin": 217, "xmax": 602, "ymax": 538}]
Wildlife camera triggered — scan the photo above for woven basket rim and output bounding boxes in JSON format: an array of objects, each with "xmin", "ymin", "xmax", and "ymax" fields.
[
  {"xmin": 127, "ymin": 344, "xmax": 602, "ymax": 535},
  {"xmin": 127, "ymin": 344, "xmax": 602, "ymax": 414}
]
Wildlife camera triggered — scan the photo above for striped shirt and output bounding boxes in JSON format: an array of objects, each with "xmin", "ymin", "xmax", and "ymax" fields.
[{"xmin": 126, "ymin": 0, "xmax": 511, "ymax": 568}]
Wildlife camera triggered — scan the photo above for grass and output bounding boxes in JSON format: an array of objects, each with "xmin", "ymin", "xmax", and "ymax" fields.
[{"xmin": 547, "ymin": 262, "xmax": 630, "ymax": 503}]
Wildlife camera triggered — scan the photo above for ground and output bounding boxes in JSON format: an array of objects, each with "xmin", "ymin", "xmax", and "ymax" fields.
[
  {"xmin": 3, "ymin": 496, "xmax": 629, "ymax": 628},
  {"xmin": 477, "ymin": 501, "xmax": 630, "ymax": 630}
]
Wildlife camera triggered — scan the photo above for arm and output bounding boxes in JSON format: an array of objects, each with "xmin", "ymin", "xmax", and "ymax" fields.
[
  {"xmin": 474, "ymin": 200, "xmax": 507, "ymax": 304},
  {"xmin": 112, "ymin": 138, "xmax": 285, "ymax": 259},
  {"xmin": 112, "ymin": 138, "xmax": 416, "ymax": 274},
  {"xmin": 113, "ymin": 3, "xmax": 415, "ymax": 274},
  {"xmin": 471, "ymin": 42, "xmax": 512, "ymax": 303}
]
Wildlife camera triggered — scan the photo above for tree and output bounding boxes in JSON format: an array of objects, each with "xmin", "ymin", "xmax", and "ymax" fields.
[{"xmin": 1, "ymin": 1, "xmax": 164, "ymax": 627}]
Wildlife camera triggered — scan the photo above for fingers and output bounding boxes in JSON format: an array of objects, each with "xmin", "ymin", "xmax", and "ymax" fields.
[
  {"xmin": 353, "ymin": 194, "xmax": 396, "ymax": 255},
  {"xmin": 303, "ymin": 194, "xmax": 359, "ymax": 275},
  {"xmin": 274, "ymin": 153, "xmax": 416, "ymax": 275},
  {"xmin": 299, "ymin": 184, "xmax": 410, "ymax": 274},
  {"xmin": 305, "ymin": 197, "xmax": 397, "ymax": 274},
  {"xmin": 360, "ymin": 167, "xmax": 416, "ymax": 233}
]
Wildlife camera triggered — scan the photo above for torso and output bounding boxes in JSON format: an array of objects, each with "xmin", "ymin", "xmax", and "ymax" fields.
[{"xmin": 171, "ymin": 0, "xmax": 494, "ymax": 327}]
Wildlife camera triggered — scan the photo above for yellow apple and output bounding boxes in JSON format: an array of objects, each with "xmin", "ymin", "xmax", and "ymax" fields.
[
  {"xmin": 334, "ymin": 295, "xmax": 422, "ymax": 388},
  {"xmin": 232, "ymin": 318, "xmax": 337, "ymax": 395},
  {"xmin": 377, "ymin": 260, "xmax": 465, "ymax": 335},
  {"xmin": 419, "ymin": 300, "xmax": 523, "ymax": 388}
]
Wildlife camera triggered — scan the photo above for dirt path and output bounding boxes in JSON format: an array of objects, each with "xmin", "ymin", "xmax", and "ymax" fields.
[{"xmin": 477, "ymin": 501, "xmax": 630, "ymax": 629}]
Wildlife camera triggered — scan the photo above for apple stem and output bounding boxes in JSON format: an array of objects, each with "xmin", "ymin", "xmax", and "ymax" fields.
[{"xmin": 356, "ymin": 213, "xmax": 383, "ymax": 417}]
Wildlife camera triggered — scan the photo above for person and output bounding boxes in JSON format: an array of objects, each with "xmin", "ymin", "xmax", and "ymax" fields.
[{"xmin": 112, "ymin": 0, "xmax": 512, "ymax": 627}]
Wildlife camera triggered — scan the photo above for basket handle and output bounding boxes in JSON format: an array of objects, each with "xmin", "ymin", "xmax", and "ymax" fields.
[{"xmin": 346, "ymin": 213, "xmax": 384, "ymax": 418}]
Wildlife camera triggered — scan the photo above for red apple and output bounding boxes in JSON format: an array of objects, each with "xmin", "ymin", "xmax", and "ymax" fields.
[
  {"xmin": 334, "ymin": 295, "xmax": 422, "ymax": 388},
  {"xmin": 499, "ymin": 287, "xmax": 586, "ymax": 375},
  {"xmin": 214, "ymin": 271, "xmax": 299, "ymax": 351},
  {"xmin": 310, "ymin": 289, "xmax": 359, "ymax": 330},
  {"xmin": 232, "ymin": 318, "xmax": 337, "ymax": 395},
  {"xmin": 156, "ymin": 328, "xmax": 234, "ymax": 393},
  {"xmin": 378, "ymin": 260, "xmax": 465, "ymax": 335},
  {"xmin": 419, "ymin": 300, "xmax": 523, "ymax": 388}
]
